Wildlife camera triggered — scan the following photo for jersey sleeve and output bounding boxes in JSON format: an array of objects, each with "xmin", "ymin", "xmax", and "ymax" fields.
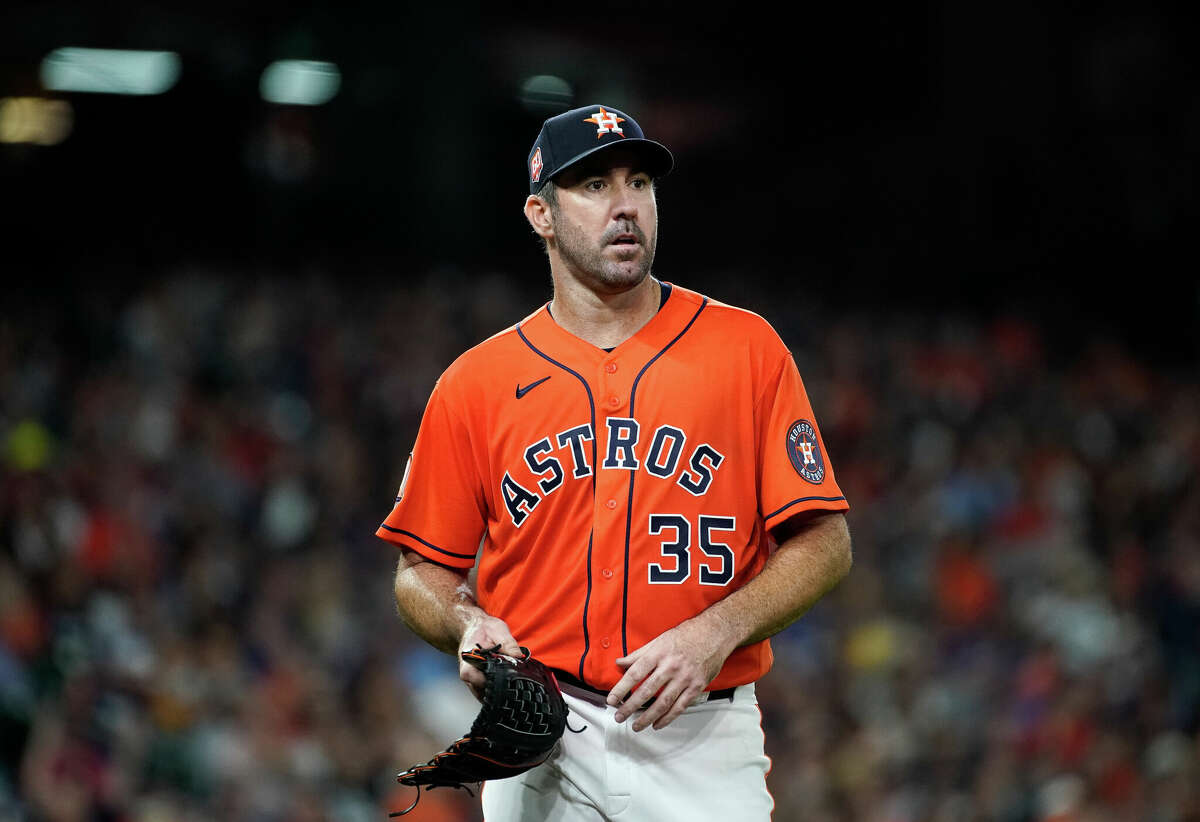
[
  {"xmin": 757, "ymin": 350, "xmax": 849, "ymax": 532},
  {"xmin": 376, "ymin": 379, "xmax": 486, "ymax": 568}
]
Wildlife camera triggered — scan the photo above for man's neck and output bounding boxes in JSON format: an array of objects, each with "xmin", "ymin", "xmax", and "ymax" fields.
[{"xmin": 548, "ymin": 272, "xmax": 661, "ymax": 350}]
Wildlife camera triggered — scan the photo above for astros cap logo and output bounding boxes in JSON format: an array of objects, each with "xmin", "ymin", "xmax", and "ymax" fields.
[
  {"xmin": 526, "ymin": 104, "xmax": 673, "ymax": 195},
  {"xmin": 583, "ymin": 107, "xmax": 625, "ymax": 138},
  {"xmin": 530, "ymin": 147, "xmax": 543, "ymax": 183}
]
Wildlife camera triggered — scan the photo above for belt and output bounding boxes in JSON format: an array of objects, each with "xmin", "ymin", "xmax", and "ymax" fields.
[{"xmin": 551, "ymin": 669, "xmax": 736, "ymax": 706}]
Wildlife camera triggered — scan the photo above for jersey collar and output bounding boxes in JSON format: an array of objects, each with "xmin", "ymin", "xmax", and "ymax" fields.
[{"xmin": 518, "ymin": 281, "xmax": 704, "ymax": 371}]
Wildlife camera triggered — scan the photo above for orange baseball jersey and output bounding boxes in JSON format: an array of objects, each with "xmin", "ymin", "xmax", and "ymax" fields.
[{"xmin": 377, "ymin": 282, "xmax": 848, "ymax": 691}]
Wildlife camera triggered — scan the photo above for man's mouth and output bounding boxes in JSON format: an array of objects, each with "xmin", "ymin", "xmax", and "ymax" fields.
[{"xmin": 608, "ymin": 232, "xmax": 640, "ymax": 247}]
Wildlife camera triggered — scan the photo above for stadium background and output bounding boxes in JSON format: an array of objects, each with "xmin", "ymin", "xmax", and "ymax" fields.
[{"xmin": 1, "ymin": 3, "xmax": 1197, "ymax": 820}]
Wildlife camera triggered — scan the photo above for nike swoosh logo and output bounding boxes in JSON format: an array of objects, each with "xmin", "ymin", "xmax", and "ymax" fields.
[{"xmin": 516, "ymin": 376, "xmax": 551, "ymax": 398}]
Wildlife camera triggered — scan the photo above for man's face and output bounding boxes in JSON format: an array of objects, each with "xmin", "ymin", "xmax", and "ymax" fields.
[{"xmin": 547, "ymin": 151, "xmax": 658, "ymax": 294}]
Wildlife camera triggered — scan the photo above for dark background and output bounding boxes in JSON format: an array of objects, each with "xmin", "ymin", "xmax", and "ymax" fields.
[
  {"xmin": 3, "ymin": 2, "xmax": 1195, "ymax": 364},
  {"xmin": 2, "ymin": 4, "xmax": 1199, "ymax": 822}
]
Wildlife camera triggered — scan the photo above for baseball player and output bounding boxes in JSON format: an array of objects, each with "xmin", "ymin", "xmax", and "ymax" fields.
[{"xmin": 378, "ymin": 103, "xmax": 852, "ymax": 820}]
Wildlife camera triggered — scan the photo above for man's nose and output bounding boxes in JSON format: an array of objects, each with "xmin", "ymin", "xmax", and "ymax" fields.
[{"xmin": 611, "ymin": 190, "xmax": 638, "ymax": 222}]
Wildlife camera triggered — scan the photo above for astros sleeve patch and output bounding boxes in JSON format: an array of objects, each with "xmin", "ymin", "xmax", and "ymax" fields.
[{"xmin": 757, "ymin": 353, "xmax": 848, "ymax": 532}]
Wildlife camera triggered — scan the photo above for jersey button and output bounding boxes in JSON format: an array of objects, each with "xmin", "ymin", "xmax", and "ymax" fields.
[
  {"xmin": 605, "ymin": 499, "xmax": 617, "ymax": 510},
  {"xmin": 605, "ymin": 362, "xmax": 618, "ymax": 374},
  {"xmin": 607, "ymin": 395, "xmax": 620, "ymax": 408},
  {"xmin": 601, "ymin": 568, "xmax": 613, "ymax": 579},
  {"xmin": 601, "ymin": 637, "xmax": 611, "ymax": 649}
]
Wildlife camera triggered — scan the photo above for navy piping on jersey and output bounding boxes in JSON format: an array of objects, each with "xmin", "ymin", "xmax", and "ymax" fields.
[
  {"xmin": 600, "ymin": 284, "xmax": 673, "ymax": 353},
  {"xmin": 621, "ymin": 297, "xmax": 708, "ymax": 657},
  {"xmin": 516, "ymin": 325, "xmax": 598, "ymax": 682},
  {"xmin": 550, "ymin": 280, "xmax": 671, "ymax": 336},
  {"xmin": 378, "ymin": 524, "xmax": 477, "ymax": 561},
  {"xmin": 764, "ymin": 496, "xmax": 847, "ymax": 522}
]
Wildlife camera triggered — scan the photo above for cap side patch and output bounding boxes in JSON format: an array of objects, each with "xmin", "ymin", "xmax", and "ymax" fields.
[{"xmin": 530, "ymin": 147, "xmax": 543, "ymax": 183}]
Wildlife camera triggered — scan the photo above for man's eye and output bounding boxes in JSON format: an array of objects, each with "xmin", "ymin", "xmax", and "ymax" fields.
[{"xmin": 586, "ymin": 180, "xmax": 604, "ymax": 190}]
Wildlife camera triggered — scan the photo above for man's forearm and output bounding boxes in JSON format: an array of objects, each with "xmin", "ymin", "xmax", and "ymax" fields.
[
  {"xmin": 605, "ymin": 511, "xmax": 852, "ymax": 728},
  {"xmin": 393, "ymin": 549, "xmax": 486, "ymax": 655},
  {"xmin": 696, "ymin": 512, "xmax": 852, "ymax": 651}
]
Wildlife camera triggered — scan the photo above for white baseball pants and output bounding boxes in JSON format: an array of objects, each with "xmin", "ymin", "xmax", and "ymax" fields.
[{"xmin": 481, "ymin": 682, "xmax": 773, "ymax": 821}]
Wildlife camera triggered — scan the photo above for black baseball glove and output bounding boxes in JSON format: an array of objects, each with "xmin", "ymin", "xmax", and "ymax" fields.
[{"xmin": 389, "ymin": 644, "xmax": 569, "ymax": 817}]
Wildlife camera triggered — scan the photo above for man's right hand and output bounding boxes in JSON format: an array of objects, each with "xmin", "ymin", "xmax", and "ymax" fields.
[{"xmin": 458, "ymin": 615, "xmax": 522, "ymax": 700}]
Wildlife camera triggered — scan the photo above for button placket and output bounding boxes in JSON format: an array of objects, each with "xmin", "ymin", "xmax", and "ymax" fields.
[
  {"xmin": 588, "ymin": 351, "xmax": 635, "ymax": 675},
  {"xmin": 600, "ymin": 357, "xmax": 625, "ymax": 412}
]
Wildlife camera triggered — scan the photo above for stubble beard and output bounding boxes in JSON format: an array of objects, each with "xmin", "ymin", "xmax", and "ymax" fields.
[{"xmin": 554, "ymin": 217, "xmax": 657, "ymax": 294}]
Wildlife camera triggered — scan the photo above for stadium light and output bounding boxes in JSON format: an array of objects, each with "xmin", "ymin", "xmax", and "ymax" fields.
[
  {"xmin": 519, "ymin": 74, "xmax": 573, "ymax": 112},
  {"xmin": 259, "ymin": 60, "xmax": 341, "ymax": 106},
  {"xmin": 40, "ymin": 48, "xmax": 181, "ymax": 95},
  {"xmin": 0, "ymin": 97, "xmax": 73, "ymax": 145}
]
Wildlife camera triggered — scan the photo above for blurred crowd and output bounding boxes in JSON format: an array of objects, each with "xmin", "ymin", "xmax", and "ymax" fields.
[{"xmin": 1, "ymin": 266, "xmax": 1197, "ymax": 822}]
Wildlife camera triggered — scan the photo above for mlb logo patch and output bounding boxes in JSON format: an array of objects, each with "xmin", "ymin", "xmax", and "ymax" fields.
[{"xmin": 530, "ymin": 147, "xmax": 543, "ymax": 183}]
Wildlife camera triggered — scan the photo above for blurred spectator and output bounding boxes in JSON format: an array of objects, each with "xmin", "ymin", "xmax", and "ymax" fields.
[{"xmin": 1, "ymin": 266, "xmax": 1197, "ymax": 821}]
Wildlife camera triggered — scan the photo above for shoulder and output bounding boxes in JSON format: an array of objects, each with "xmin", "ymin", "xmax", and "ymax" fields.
[
  {"xmin": 671, "ymin": 285, "xmax": 791, "ymax": 356},
  {"xmin": 433, "ymin": 305, "xmax": 546, "ymax": 399}
]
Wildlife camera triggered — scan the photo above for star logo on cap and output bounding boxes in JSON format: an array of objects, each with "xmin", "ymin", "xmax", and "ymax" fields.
[
  {"xmin": 583, "ymin": 107, "xmax": 625, "ymax": 139},
  {"xmin": 530, "ymin": 147, "xmax": 543, "ymax": 182}
]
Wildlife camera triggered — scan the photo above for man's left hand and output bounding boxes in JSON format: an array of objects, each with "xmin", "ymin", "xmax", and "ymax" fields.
[{"xmin": 606, "ymin": 615, "xmax": 738, "ymax": 732}]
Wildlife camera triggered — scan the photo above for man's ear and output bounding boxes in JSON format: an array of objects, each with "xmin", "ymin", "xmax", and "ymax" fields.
[{"xmin": 524, "ymin": 195, "xmax": 554, "ymax": 241}]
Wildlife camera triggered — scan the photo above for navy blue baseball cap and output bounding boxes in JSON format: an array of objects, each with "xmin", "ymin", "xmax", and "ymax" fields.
[{"xmin": 527, "ymin": 104, "xmax": 674, "ymax": 195}]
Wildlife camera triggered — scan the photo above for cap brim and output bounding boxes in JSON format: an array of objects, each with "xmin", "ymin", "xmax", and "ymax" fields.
[{"xmin": 544, "ymin": 138, "xmax": 674, "ymax": 188}]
